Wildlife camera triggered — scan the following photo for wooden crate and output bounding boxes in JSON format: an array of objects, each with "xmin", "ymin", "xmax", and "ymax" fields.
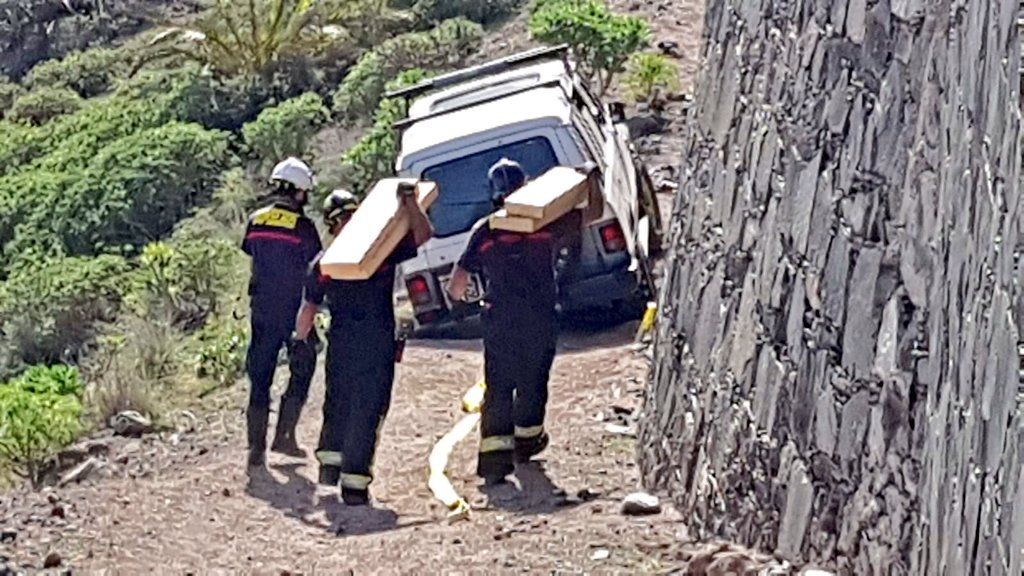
[{"xmin": 320, "ymin": 179, "xmax": 437, "ymax": 280}]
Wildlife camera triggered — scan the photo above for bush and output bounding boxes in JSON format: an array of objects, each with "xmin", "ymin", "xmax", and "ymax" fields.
[
  {"xmin": 0, "ymin": 77, "xmax": 24, "ymax": 115},
  {"xmin": 412, "ymin": 0, "xmax": 523, "ymax": 24},
  {"xmin": 192, "ymin": 315, "xmax": 249, "ymax": 388},
  {"xmin": 0, "ymin": 255, "xmax": 131, "ymax": 371},
  {"xmin": 24, "ymin": 47, "xmax": 131, "ymax": 98},
  {"xmin": 173, "ymin": 168, "xmax": 258, "ymax": 242},
  {"xmin": 119, "ymin": 65, "xmax": 275, "ymax": 132},
  {"xmin": 7, "ymin": 122, "xmax": 234, "ymax": 260},
  {"xmin": 127, "ymin": 238, "xmax": 244, "ymax": 330},
  {"xmin": 242, "ymin": 93, "xmax": 330, "ymax": 162},
  {"xmin": 529, "ymin": 0, "xmax": 651, "ymax": 95},
  {"xmin": 340, "ymin": 69, "xmax": 431, "ymax": 192},
  {"xmin": 332, "ymin": 18, "xmax": 483, "ymax": 125},
  {"xmin": 8, "ymin": 87, "xmax": 84, "ymax": 125},
  {"xmin": 0, "ymin": 90, "xmax": 187, "ymax": 179},
  {"xmin": 329, "ymin": 0, "xmax": 416, "ymax": 49},
  {"xmin": 0, "ymin": 170, "xmax": 80, "ymax": 269},
  {"xmin": 0, "ymin": 365, "xmax": 84, "ymax": 486},
  {"xmin": 622, "ymin": 52, "xmax": 680, "ymax": 103}
]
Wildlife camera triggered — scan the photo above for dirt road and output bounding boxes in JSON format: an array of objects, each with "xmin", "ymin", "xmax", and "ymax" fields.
[{"xmin": 1, "ymin": 322, "xmax": 698, "ymax": 573}]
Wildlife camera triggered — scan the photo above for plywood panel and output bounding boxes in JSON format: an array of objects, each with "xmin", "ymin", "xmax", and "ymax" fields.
[
  {"xmin": 502, "ymin": 166, "xmax": 589, "ymax": 220},
  {"xmin": 320, "ymin": 179, "xmax": 437, "ymax": 280}
]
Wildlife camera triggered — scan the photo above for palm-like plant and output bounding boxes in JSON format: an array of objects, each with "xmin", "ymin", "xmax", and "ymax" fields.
[{"xmin": 147, "ymin": 0, "xmax": 351, "ymax": 76}]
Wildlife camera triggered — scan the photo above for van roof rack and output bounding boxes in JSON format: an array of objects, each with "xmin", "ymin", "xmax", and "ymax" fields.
[
  {"xmin": 391, "ymin": 78, "xmax": 564, "ymax": 132},
  {"xmin": 384, "ymin": 44, "xmax": 570, "ymax": 102}
]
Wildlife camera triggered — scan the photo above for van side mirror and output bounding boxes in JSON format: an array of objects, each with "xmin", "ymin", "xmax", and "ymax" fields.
[{"xmin": 609, "ymin": 102, "xmax": 627, "ymax": 123}]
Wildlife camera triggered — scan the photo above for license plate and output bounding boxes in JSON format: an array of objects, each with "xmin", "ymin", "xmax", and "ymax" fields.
[{"xmin": 440, "ymin": 273, "xmax": 482, "ymax": 303}]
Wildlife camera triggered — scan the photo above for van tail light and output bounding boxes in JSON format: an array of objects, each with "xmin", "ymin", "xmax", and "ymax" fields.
[
  {"xmin": 406, "ymin": 275, "xmax": 433, "ymax": 306},
  {"xmin": 599, "ymin": 222, "xmax": 627, "ymax": 253}
]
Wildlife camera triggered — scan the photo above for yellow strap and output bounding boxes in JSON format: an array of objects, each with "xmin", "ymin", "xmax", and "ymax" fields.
[
  {"xmin": 480, "ymin": 435, "xmax": 514, "ymax": 453},
  {"xmin": 515, "ymin": 425, "xmax": 544, "ymax": 439},
  {"xmin": 462, "ymin": 380, "xmax": 487, "ymax": 414},
  {"xmin": 316, "ymin": 450, "xmax": 343, "ymax": 466},
  {"xmin": 340, "ymin": 473, "xmax": 372, "ymax": 490}
]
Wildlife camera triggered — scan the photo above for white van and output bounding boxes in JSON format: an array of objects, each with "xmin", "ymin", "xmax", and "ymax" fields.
[{"xmin": 388, "ymin": 46, "xmax": 663, "ymax": 333}]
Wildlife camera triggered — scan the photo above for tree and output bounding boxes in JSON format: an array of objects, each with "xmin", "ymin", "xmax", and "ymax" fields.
[
  {"xmin": 639, "ymin": 1, "xmax": 1022, "ymax": 574},
  {"xmin": 146, "ymin": 0, "xmax": 338, "ymax": 76},
  {"xmin": 528, "ymin": 0, "xmax": 649, "ymax": 95},
  {"xmin": 144, "ymin": 0, "xmax": 413, "ymax": 78}
]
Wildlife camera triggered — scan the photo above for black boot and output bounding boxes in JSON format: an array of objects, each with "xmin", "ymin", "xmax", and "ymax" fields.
[
  {"xmin": 246, "ymin": 405, "xmax": 269, "ymax": 469},
  {"xmin": 341, "ymin": 487, "xmax": 370, "ymax": 506},
  {"xmin": 477, "ymin": 450, "xmax": 514, "ymax": 484},
  {"xmin": 319, "ymin": 465, "xmax": 340, "ymax": 487},
  {"xmin": 515, "ymin": 432, "xmax": 549, "ymax": 463},
  {"xmin": 271, "ymin": 398, "xmax": 305, "ymax": 457}
]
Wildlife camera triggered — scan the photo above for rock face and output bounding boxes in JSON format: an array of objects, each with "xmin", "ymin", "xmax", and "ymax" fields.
[{"xmin": 639, "ymin": 0, "xmax": 1023, "ymax": 574}]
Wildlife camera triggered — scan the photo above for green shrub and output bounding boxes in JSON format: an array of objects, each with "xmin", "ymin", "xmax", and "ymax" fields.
[
  {"xmin": 332, "ymin": 18, "xmax": 483, "ymax": 125},
  {"xmin": 0, "ymin": 365, "xmax": 84, "ymax": 486},
  {"xmin": 128, "ymin": 239, "xmax": 244, "ymax": 330},
  {"xmin": 412, "ymin": 0, "xmax": 523, "ymax": 24},
  {"xmin": 340, "ymin": 69, "xmax": 431, "ymax": 192},
  {"xmin": 24, "ymin": 47, "xmax": 131, "ymax": 98},
  {"xmin": 8, "ymin": 87, "xmax": 83, "ymax": 125},
  {"xmin": 8, "ymin": 122, "xmax": 234, "ymax": 259},
  {"xmin": 623, "ymin": 52, "xmax": 680, "ymax": 103},
  {"xmin": 192, "ymin": 315, "xmax": 249, "ymax": 388},
  {"xmin": 11, "ymin": 364, "xmax": 84, "ymax": 397},
  {"xmin": 329, "ymin": 0, "xmax": 416, "ymax": 49},
  {"xmin": 0, "ymin": 91, "xmax": 186, "ymax": 179},
  {"xmin": 121, "ymin": 65, "xmax": 279, "ymax": 131},
  {"xmin": 0, "ymin": 170, "xmax": 80, "ymax": 268},
  {"xmin": 173, "ymin": 168, "xmax": 258, "ymax": 243},
  {"xmin": 529, "ymin": 0, "xmax": 650, "ymax": 95},
  {"xmin": 242, "ymin": 93, "xmax": 330, "ymax": 162},
  {"xmin": 0, "ymin": 255, "xmax": 131, "ymax": 371},
  {"xmin": 0, "ymin": 77, "xmax": 23, "ymax": 115}
]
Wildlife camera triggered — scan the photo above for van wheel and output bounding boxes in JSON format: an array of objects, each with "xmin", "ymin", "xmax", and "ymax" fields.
[{"xmin": 612, "ymin": 297, "xmax": 645, "ymax": 322}]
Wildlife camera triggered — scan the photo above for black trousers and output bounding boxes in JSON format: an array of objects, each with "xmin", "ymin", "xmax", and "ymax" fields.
[
  {"xmin": 316, "ymin": 321, "xmax": 396, "ymax": 491},
  {"xmin": 246, "ymin": 311, "xmax": 316, "ymax": 436},
  {"xmin": 478, "ymin": 307, "xmax": 557, "ymax": 478}
]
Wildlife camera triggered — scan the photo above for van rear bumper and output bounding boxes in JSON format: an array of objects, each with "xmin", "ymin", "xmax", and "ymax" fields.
[{"xmin": 558, "ymin": 267, "xmax": 638, "ymax": 312}]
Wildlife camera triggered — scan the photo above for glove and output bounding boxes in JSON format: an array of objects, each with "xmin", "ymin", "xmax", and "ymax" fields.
[{"xmin": 287, "ymin": 332, "xmax": 320, "ymax": 362}]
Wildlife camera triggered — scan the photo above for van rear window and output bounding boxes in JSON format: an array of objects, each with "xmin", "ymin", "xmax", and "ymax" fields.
[{"xmin": 423, "ymin": 137, "xmax": 559, "ymax": 238}]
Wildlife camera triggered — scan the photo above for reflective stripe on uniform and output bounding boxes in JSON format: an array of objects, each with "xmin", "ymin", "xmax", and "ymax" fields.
[
  {"xmin": 514, "ymin": 425, "xmax": 544, "ymax": 439},
  {"xmin": 316, "ymin": 450, "xmax": 343, "ymax": 466},
  {"xmin": 480, "ymin": 435, "xmax": 514, "ymax": 453},
  {"xmin": 340, "ymin": 473, "xmax": 372, "ymax": 490}
]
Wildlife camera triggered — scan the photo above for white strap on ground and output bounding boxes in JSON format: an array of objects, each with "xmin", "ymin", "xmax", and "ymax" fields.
[{"xmin": 428, "ymin": 412, "xmax": 480, "ymax": 520}]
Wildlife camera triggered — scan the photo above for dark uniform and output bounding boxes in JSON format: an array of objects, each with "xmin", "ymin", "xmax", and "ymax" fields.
[
  {"xmin": 241, "ymin": 202, "xmax": 322, "ymax": 462},
  {"xmin": 457, "ymin": 210, "xmax": 582, "ymax": 480},
  {"xmin": 305, "ymin": 234, "xmax": 418, "ymax": 497}
]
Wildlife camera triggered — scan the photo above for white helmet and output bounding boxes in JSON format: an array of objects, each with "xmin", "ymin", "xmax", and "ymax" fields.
[{"xmin": 269, "ymin": 157, "xmax": 314, "ymax": 191}]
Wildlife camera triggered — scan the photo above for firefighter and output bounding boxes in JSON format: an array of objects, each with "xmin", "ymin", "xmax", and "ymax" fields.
[
  {"xmin": 241, "ymin": 157, "xmax": 324, "ymax": 470},
  {"xmin": 295, "ymin": 184, "xmax": 433, "ymax": 505},
  {"xmin": 447, "ymin": 158, "xmax": 595, "ymax": 484}
]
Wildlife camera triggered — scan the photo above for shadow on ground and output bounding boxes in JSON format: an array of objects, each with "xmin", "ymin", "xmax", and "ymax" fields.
[
  {"xmin": 245, "ymin": 462, "xmax": 430, "ymax": 537},
  {"xmin": 480, "ymin": 461, "xmax": 583, "ymax": 515}
]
